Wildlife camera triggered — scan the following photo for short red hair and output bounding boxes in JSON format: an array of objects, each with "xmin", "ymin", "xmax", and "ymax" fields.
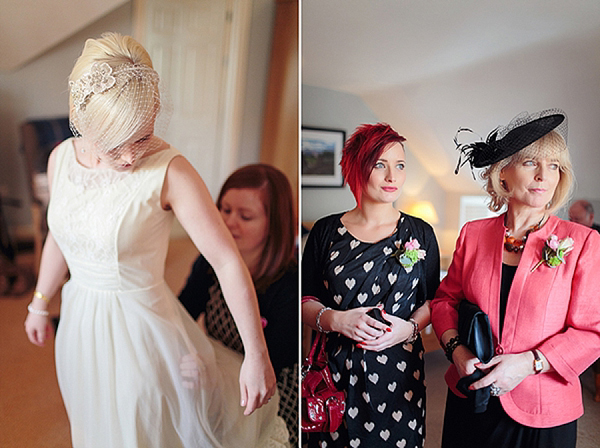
[{"xmin": 340, "ymin": 123, "xmax": 406, "ymax": 207}]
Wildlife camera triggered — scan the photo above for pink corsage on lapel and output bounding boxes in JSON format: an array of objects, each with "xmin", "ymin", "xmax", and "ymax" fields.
[
  {"xmin": 531, "ymin": 234, "xmax": 574, "ymax": 272},
  {"xmin": 392, "ymin": 238, "xmax": 426, "ymax": 273}
]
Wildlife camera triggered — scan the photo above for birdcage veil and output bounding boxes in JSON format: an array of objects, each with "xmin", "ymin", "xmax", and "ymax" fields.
[
  {"xmin": 68, "ymin": 60, "xmax": 171, "ymax": 162},
  {"xmin": 454, "ymin": 108, "xmax": 568, "ymax": 175}
]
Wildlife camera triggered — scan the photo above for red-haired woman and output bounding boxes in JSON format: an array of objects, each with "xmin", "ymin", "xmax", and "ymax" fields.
[
  {"xmin": 179, "ymin": 164, "xmax": 298, "ymax": 445},
  {"xmin": 302, "ymin": 123, "xmax": 440, "ymax": 447}
]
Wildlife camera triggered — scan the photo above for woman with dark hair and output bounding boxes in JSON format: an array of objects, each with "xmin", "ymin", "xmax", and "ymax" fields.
[
  {"xmin": 302, "ymin": 123, "xmax": 440, "ymax": 447},
  {"xmin": 431, "ymin": 109, "xmax": 600, "ymax": 448},
  {"xmin": 179, "ymin": 163, "xmax": 298, "ymax": 445}
]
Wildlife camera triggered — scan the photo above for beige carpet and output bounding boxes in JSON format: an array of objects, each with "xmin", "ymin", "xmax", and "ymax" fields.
[{"xmin": 0, "ymin": 286, "xmax": 69, "ymax": 448}]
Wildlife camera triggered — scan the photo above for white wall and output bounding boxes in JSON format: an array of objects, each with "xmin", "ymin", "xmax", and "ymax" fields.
[
  {"xmin": 301, "ymin": 85, "xmax": 374, "ymax": 222},
  {"xmin": 0, "ymin": 1, "xmax": 275, "ymax": 232},
  {"xmin": 238, "ymin": 0, "xmax": 275, "ymax": 166}
]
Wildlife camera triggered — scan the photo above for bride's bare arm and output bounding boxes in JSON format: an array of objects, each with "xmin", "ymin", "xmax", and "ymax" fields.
[
  {"xmin": 24, "ymin": 147, "xmax": 69, "ymax": 346},
  {"xmin": 162, "ymin": 156, "xmax": 275, "ymax": 415}
]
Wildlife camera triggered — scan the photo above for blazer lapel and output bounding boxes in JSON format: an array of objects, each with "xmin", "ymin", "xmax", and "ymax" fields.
[
  {"xmin": 501, "ymin": 216, "xmax": 561, "ymax": 348},
  {"xmin": 480, "ymin": 215, "xmax": 506, "ymax": 347}
]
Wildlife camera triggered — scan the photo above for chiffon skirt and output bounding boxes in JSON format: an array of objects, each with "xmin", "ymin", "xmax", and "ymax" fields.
[{"xmin": 55, "ymin": 280, "xmax": 288, "ymax": 448}]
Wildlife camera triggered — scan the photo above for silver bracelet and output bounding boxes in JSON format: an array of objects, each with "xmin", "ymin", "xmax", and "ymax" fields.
[
  {"xmin": 315, "ymin": 307, "xmax": 332, "ymax": 333},
  {"xmin": 406, "ymin": 318, "xmax": 419, "ymax": 343},
  {"xmin": 27, "ymin": 303, "xmax": 49, "ymax": 317}
]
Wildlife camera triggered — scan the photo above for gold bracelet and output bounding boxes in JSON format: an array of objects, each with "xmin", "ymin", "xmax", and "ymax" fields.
[{"xmin": 33, "ymin": 291, "xmax": 50, "ymax": 303}]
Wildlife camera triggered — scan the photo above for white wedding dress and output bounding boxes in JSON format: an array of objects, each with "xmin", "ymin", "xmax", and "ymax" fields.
[{"xmin": 48, "ymin": 139, "xmax": 289, "ymax": 447}]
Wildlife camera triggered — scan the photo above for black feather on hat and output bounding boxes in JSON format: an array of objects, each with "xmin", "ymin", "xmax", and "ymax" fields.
[{"xmin": 455, "ymin": 109, "xmax": 567, "ymax": 175}]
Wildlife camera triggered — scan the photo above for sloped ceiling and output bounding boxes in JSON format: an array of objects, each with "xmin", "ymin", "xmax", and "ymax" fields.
[
  {"xmin": 0, "ymin": 0, "xmax": 129, "ymax": 71},
  {"xmin": 302, "ymin": 0, "xmax": 600, "ymax": 199}
]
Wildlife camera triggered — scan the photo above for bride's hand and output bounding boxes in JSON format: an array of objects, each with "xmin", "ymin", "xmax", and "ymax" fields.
[
  {"xmin": 239, "ymin": 351, "xmax": 277, "ymax": 416},
  {"xmin": 179, "ymin": 353, "xmax": 205, "ymax": 389},
  {"xmin": 24, "ymin": 313, "xmax": 50, "ymax": 347}
]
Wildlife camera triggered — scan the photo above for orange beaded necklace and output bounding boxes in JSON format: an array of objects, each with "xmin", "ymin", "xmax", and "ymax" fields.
[{"xmin": 504, "ymin": 216, "xmax": 545, "ymax": 253}]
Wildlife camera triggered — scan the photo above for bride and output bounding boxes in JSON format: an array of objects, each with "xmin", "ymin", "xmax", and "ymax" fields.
[{"xmin": 24, "ymin": 32, "xmax": 288, "ymax": 447}]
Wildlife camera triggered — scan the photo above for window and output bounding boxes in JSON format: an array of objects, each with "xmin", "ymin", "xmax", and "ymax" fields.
[{"xmin": 459, "ymin": 195, "xmax": 499, "ymax": 230}]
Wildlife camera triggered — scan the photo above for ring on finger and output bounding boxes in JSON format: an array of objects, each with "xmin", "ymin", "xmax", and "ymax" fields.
[{"xmin": 490, "ymin": 383, "xmax": 501, "ymax": 396}]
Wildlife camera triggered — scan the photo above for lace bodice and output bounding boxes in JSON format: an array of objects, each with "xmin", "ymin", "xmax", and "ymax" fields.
[{"xmin": 47, "ymin": 138, "xmax": 179, "ymax": 291}]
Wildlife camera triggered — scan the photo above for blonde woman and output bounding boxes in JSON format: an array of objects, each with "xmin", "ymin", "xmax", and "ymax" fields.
[
  {"xmin": 24, "ymin": 33, "xmax": 288, "ymax": 447},
  {"xmin": 432, "ymin": 109, "xmax": 600, "ymax": 448}
]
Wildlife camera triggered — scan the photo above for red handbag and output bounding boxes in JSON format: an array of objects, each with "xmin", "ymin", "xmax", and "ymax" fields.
[{"xmin": 301, "ymin": 331, "xmax": 346, "ymax": 433}]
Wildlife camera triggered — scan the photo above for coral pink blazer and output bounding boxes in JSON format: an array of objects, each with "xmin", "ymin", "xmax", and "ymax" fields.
[{"xmin": 431, "ymin": 214, "xmax": 600, "ymax": 428}]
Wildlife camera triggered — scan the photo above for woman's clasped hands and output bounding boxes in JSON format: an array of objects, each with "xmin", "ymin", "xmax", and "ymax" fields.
[
  {"xmin": 453, "ymin": 346, "xmax": 535, "ymax": 396},
  {"xmin": 331, "ymin": 306, "xmax": 416, "ymax": 352},
  {"xmin": 472, "ymin": 353, "xmax": 536, "ymax": 396}
]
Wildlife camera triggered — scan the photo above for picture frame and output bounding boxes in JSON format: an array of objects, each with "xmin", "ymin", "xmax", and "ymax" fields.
[{"xmin": 301, "ymin": 127, "xmax": 346, "ymax": 187}]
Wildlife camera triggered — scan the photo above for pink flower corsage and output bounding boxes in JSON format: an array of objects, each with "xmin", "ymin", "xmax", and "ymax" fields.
[
  {"xmin": 392, "ymin": 238, "xmax": 426, "ymax": 273},
  {"xmin": 531, "ymin": 234, "xmax": 574, "ymax": 272}
]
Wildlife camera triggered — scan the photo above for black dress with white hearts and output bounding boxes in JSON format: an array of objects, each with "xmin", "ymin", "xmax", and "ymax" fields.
[{"xmin": 303, "ymin": 213, "xmax": 440, "ymax": 448}]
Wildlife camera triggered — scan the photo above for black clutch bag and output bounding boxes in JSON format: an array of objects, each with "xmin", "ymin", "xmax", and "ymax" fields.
[{"xmin": 455, "ymin": 300, "xmax": 494, "ymax": 413}]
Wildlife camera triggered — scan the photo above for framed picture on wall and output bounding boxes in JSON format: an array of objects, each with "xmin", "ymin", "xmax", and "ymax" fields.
[{"xmin": 301, "ymin": 127, "xmax": 346, "ymax": 187}]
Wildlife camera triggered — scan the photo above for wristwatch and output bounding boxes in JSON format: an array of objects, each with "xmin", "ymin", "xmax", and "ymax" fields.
[{"xmin": 532, "ymin": 349, "xmax": 543, "ymax": 374}]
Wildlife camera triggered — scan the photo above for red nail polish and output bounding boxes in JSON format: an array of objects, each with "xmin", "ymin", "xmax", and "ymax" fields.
[
  {"xmin": 357, "ymin": 343, "xmax": 363, "ymax": 348},
  {"xmin": 381, "ymin": 309, "xmax": 387, "ymax": 314},
  {"xmin": 386, "ymin": 327, "xmax": 392, "ymax": 332}
]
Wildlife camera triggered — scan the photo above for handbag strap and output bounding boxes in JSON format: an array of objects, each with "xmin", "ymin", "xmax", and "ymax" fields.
[{"xmin": 305, "ymin": 331, "xmax": 328, "ymax": 370}]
